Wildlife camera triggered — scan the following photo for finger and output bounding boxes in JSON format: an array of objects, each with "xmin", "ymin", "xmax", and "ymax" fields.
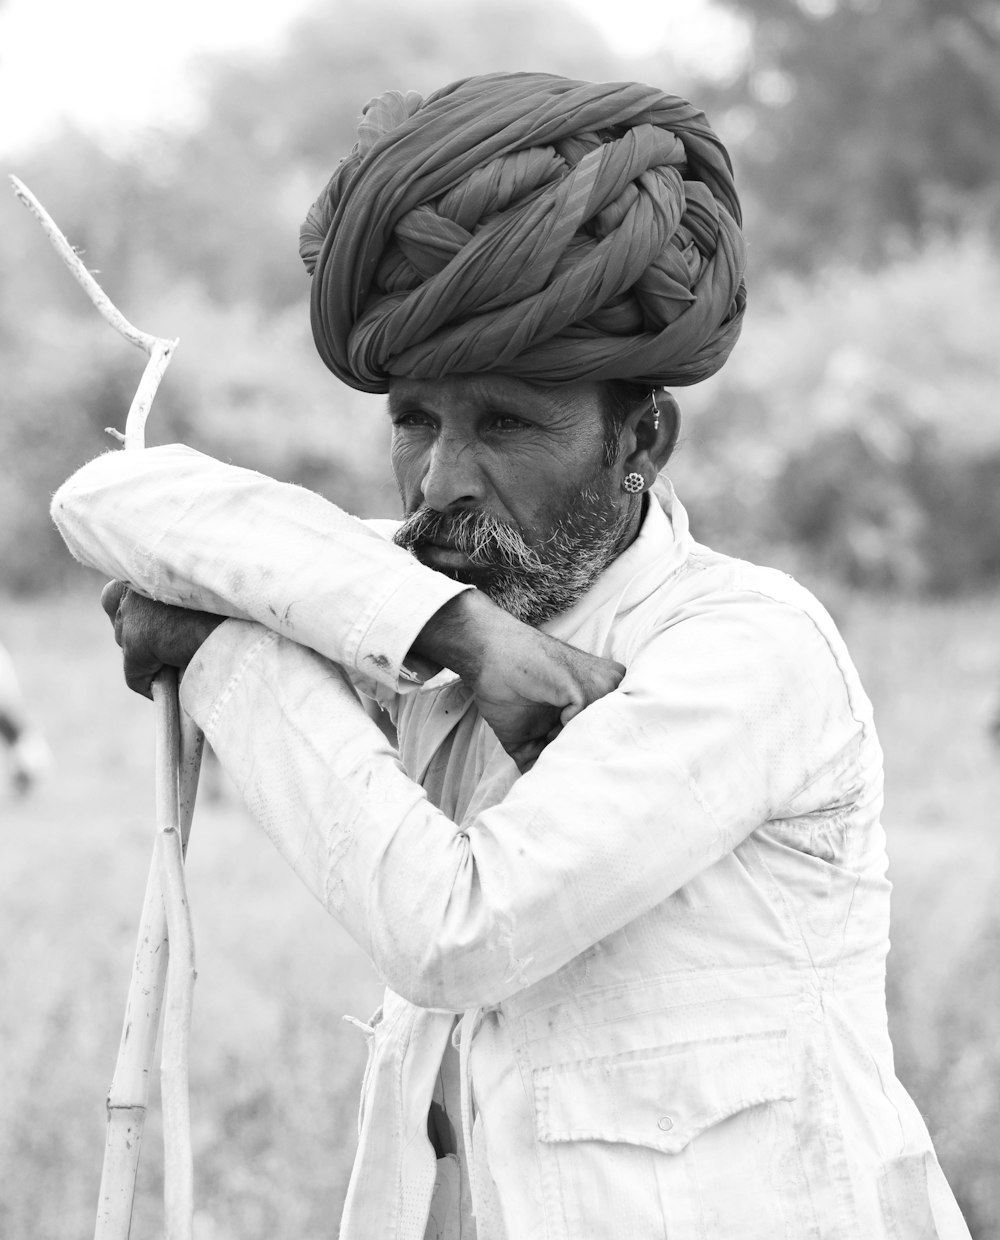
[
  {"xmin": 100, "ymin": 579, "xmax": 127, "ymax": 623},
  {"xmin": 509, "ymin": 737, "xmax": 547, "ymax": 774},
  {"xmin": 124, "ymin": 652, "xmax": 163, "ymax": 701},
  {"xmin": 116, "ymin": 587, "xmax": 151, "ymax": 651},
  {"xmin": 558, "ymin": 662, "xmax": 626, "ymax": 727},
  {"xmin": 112, "ymin": 585, "xmax": 139, "ymax": 649}
]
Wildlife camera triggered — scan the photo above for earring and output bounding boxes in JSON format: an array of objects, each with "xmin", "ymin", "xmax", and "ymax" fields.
[
  {"xmin": 651, "ymin": 390, "xmax": 661, "ymax": 432},
  {"xmin": 623, "ymin": 472, "xmax": 645, "ymax": 494}
]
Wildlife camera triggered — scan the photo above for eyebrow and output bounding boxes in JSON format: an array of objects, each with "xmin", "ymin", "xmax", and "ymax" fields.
[
  {"xmin": 384, "ymin": 392, "xmax": 423, "ymax": 419},
  {"xmin": 384, "ymin": 382, "xmax": 586, "ymax": 429}
]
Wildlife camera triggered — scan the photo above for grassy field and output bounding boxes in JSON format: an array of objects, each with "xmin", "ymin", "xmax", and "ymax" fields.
[{"xmin": 1, "ymin": 584, "xmax": 998, "ymax": 1239}]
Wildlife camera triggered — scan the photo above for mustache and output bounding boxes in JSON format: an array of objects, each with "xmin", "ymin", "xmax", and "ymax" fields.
[{"xmin": 392, "ymin": 506, "xmax": 543, "ymax": 573}]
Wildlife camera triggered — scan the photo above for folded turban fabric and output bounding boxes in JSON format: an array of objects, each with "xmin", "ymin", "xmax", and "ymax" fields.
[{"xmin": 299, "ymin": 72, "xmax": 747, "ymax": 393}]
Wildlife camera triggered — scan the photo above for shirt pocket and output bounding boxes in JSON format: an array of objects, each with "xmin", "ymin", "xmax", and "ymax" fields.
[{"xmin": 533, "ymin": 1029, "xmax": 821, "ymax": 1240}]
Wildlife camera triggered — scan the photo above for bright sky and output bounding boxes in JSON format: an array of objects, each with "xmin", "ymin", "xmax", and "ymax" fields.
[{"xmin": 0, "ymin": 0, "xmax": 746, "ymax": 157}]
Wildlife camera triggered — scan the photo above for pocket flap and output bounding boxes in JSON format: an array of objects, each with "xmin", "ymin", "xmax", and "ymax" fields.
[{"xmin": 535, "ymin": 1028, "xmax": 795, "ymax": 1154}]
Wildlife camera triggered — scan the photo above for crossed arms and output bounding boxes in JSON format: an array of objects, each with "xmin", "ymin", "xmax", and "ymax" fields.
[{"xmin": 52, "ymin": 445, "xmax": 850, "ymax": 1010}]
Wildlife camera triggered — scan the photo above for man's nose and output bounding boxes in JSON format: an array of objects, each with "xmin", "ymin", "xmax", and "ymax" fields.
[{"xmin": 420, "ymin": 435, "xmax": 487, "ymax": 511}]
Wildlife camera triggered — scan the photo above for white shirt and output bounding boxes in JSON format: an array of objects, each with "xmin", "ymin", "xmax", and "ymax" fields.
[{"xmin": 52, "ymin": 446, "xmax": 971, "ymax": 1240}]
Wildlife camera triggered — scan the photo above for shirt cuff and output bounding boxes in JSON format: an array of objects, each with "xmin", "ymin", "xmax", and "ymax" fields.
[
  {"xmin": 53, "ymin": 444, "xmax": 475, "ymax": 697},
  {"xmin": 341, "ymin": 558, "xmax": 474, "ymax": 695}
]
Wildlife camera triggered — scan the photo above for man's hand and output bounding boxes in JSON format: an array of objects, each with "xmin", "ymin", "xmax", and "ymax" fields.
[
  {"xmin": 101, "ymin": 580, "xmax": 225, "ymax": 699},
  {"xmin": 414, "ymin": 592, "xmax": 625, "ymax": 772}
]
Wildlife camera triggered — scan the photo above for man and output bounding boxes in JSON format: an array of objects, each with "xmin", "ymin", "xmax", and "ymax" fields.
[{"xmin": 52, "ymin": 74, "xmax": 969, "ymax": 1239}]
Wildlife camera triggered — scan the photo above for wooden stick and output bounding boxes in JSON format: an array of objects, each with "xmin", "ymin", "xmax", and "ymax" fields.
[
  {"xmin": 8, "ymin": 176, "xmax": 179, "ymax": 447},
  {"xmin": 95, "ymin": 702, "xmax": 201, "ymax": 1236},
  {"xmin": 10, "ymin": 177, "xmax": 163, "ymax": 349},
  {"xmin": 95, "ymin": 865, "xmax": 168, "ymax": 1233},
  {"xmin": 9, "ymin": 175, "xmax": 200, "ymax": 1240},
  {"xmin": 154, "ymin": 670, "xmax": 197, "ymax": 1237}
]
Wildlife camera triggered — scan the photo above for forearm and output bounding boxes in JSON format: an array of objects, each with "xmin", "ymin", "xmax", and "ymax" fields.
[
  {"xmin": 410, "ymin": 589, "xmax": 506, "ymax": 681},
  {"xmin": 52, "ymin": 444, "xmax": 471, "ymax": 695},
  {"xmin": 181, "ymin": 615, "xmax": 781, "ymax": 1013},
  {"xmin": 181, "ymin": 620, "xmax": 482, "ymax": 998},
  {"xmin": 184, "ymin": 620, "xmax": 582, "ymax": 1010}
]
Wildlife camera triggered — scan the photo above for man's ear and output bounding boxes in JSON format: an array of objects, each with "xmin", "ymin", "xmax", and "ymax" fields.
[{"xmin": 621, "ymin": 391, "xmax": 680, "ymax": 480}]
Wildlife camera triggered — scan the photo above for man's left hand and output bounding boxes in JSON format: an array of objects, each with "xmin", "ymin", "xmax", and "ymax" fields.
[
  {"xmin": 413, "ymin": 591, "xmax": 626, "ymax": 772},
  {"xmin": 101, "ymin": 580, "xmax": 225, "ymax": 699}
]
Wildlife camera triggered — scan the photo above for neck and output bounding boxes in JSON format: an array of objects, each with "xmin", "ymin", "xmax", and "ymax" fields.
[{"xmin": 613, "ymin": 492, "xmax": 646, "ymax": 560}]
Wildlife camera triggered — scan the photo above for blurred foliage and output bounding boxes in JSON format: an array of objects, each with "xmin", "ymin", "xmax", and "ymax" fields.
[
  {"xmin": 704, "ymin": 0, "xmax": 1000, "ymax": 274},
  {"xmin": 671, "ymin": 234, "xmax": 1000, "ymax": 594},
  {"xmin": 2, "ymin": 0, "xmax": 999, "ymax": 597}
]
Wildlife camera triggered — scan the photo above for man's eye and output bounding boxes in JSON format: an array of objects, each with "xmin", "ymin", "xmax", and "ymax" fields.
[
  {"xmin": 491, "ymin": 415, "xmax": 530, "ymax": 432},
  {"xmin": 392, "ymin": 412, "xmax": 433, "ymax": 430}
]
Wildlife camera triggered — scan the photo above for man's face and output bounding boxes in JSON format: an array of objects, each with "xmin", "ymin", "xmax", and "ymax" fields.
[{"xmin": 388, "ymin": 375, "xmax": 636, "ymax": 626}]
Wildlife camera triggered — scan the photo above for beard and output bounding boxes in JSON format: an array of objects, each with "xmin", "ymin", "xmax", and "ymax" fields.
[{"xmin": 392, "ymin": 479, "xmax": 632, "ymax": 627}]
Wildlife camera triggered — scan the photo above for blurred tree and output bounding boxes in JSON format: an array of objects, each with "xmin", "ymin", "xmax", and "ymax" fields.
[
  {"xmin": 114, "ymin": 0, "xmax": 628, "ymax": 310},
  {"xmin": 701, "ymin": 0, "xmax": 1000, "ymax": 272},
  {"xmin": 2, "ymin": 131, "xmax": 150, "ymax": 327},
  {"xmin": 6, "ymin": 0, "xmax": 627, "ymax": 318},
  {"xmin": 195, "ymin": 0, "xmax": 623, "ymax": 175},
  {"xmin": 671, "ymin": 233, "xmax": 1000, "ymax": 596}
]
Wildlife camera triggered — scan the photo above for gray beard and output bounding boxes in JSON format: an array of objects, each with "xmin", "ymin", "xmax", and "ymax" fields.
[{"xmin": 393, "ymin": 485, "xmax": 632, "ymax": 627}]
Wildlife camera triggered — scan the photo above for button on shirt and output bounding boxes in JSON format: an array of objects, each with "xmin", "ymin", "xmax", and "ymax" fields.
[{"xmin": 51, "ymin": 446, "xmax": 971, "ymax": 1240}]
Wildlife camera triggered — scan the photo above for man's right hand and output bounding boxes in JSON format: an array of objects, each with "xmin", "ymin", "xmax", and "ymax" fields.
[
  {"xmin": 101, "ymin": 581, "xmax": 225, "ymax": 699},
  {"xmin": 413, "ymin": 591, "xmax": 625, "ymax": 772}
]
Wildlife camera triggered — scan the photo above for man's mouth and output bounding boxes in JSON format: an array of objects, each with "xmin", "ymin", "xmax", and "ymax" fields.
[{"xmin": 415, "ymin": 540, "xmax": 474, "ymax": 570}]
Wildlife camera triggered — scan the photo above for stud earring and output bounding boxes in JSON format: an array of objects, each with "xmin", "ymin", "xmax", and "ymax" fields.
[
  {"xmin": 623, "ymin": 472, "xmax": 645, "ymax": 494},
  {"xmin": 651, "ymin": 390, "xmax": 661, "ymax": 432}
]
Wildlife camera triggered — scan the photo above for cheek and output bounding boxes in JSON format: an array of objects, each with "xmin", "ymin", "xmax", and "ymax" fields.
[
  {"xmin": 498, "ymin": 480, "xmax": 574, "ymax": 543},
  {"xmin": 389, "ymin": 438, "xmax": 426, "ymax": 498},
  {"xmin": 496, "ymin": 448, "xmax": 612, "ymax": 538},
  {"xmin": 481, "ymin": 458, "xmax": 547, "ymax": 531}
]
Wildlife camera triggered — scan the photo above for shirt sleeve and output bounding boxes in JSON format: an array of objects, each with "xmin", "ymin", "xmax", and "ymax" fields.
[
  {"xmin": 50, "ymin": 444, "xmax": 472, "ymax": 698},
  {"xmin": 180, "ymin": 594, "xmax": 868, "ymax": 1012}
]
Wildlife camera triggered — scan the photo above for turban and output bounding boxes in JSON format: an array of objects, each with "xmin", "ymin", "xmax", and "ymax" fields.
[{"xmin": 299, "ymin": 72, "xmax": 747, "ymax": 393}]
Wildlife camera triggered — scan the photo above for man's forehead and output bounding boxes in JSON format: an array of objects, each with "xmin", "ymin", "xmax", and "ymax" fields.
[{"xmin": 386, "ymin": 374, "xmax": 603, "ymax": 417}]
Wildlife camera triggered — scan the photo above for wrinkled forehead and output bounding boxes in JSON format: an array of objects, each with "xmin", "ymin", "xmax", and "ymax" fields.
[{"xmin": 386, "ymin": 374, "xmax": 607, "ymax": 421}]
